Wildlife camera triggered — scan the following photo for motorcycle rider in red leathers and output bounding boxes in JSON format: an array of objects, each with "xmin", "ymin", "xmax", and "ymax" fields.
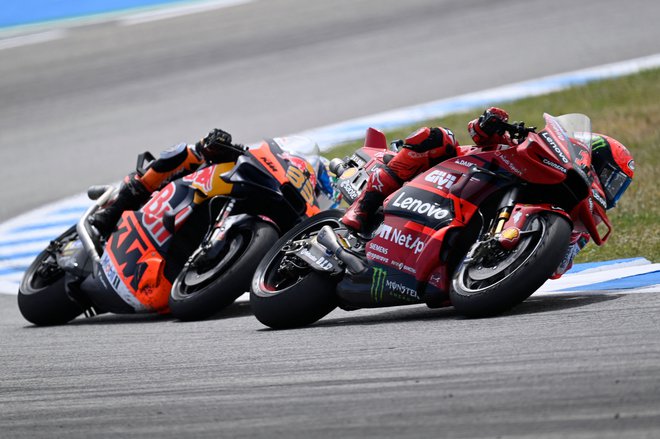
[{"xmin": 341, "ymin": 107, "xmax": 634, "ymax": 279}]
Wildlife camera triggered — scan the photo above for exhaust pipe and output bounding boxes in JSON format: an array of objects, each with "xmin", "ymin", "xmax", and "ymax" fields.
[
  {"xmin": 77, "ymin": 185, "xmax": 115, "ymax": 265},
  {"xmin": 316, "ymin": 226, "xmax": 366, "ymax": 274}
]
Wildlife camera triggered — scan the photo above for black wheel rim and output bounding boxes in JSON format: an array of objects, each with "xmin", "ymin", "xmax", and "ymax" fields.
[
  {"xmin": 22, "ymin": 227, "xmax": 78, "ymax": 295},
  {"xmin": 456, "ymin": 216, "xmax": 546, "ymax": 294},
  {"xmin": 261, "ymin": 217, "xmax": 343, "ymax": 294},
  {"xmin": 174, "ymin": 231, "xmax": 249, "ymax": 298}
]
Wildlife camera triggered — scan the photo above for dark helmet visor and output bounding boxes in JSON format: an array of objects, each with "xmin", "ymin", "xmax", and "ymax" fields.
[{"xmin": 599, "ymin": 163, "xmax": 632, "ymax": 208}]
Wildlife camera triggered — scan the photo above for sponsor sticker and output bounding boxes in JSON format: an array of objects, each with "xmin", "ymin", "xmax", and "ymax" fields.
[
  {"xmin": 368, "ymin": 242, "xmax": 388, "ymax": 255},
  {"xmin": 370, "ymin": 267, "xmax": 419, "ymax": 303},
  {"xmin": 371, "ymin": 267, "xmax": 387, "ymax": 302},
  {"xmin": 454, "ymin": 159, "xmax": 477, "ymax": 168},
  {"xmin": 339, "ymin": 178, "xmax": 359, "ymax": 200},
  {"xmin": 541, "ymin": 131, "xmax": 569, "ymax": 164},
  {"xmin": 512, "ymin": 211, "xmax": 523, "ymax": 226},
  {"xmin": 541, "ymin": 157, "xmax": 567, "ymax": 173},
  {"xmin": 100, "ymin": 252, "xmax": 146, "ymax": 312},
  {"xmin": 298, "ymin": 248, "xmax": 335, "ymax": 271},
  {"xmin": 377, "ymin": 224, "xmax": 425, "ymax": 254},
  {"xmin": 366, "ymin": 251, "xmax": 389, "ymax": 264},
  {"xmin": 496, "ymin": 152, "xmax": 523, "ymax": 176},
  {"xmin": 592, "ymin": 189, "xmax": 607, "ymax": 209},
  {"xmin": 390, "ymin": 191, "xmax": 450, "ymax": 220},
  {"xmin": 424, "ymin": 170, "xmax": 457, "ymax": 190},
  {"xmin": 385, "ymin": 279, "xmax": 419, "ymax": 301}
]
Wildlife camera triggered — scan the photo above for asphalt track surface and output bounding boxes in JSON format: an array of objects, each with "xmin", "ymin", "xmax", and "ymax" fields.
[
  {"xmin": 2, "ymin": 0, "xmax": 660, "ymax": 437},
  {"xmin": 3, "ymin": 0, "xmax": 660, "ymax": 221}
]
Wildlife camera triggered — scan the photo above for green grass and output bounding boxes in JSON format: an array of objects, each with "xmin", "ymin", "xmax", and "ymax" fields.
[{"xmin": 326, "ymin": 69, "xmax": 660, "ymax": 262}]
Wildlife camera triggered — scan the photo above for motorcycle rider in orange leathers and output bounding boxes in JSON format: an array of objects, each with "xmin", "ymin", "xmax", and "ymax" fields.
[{"xmin": 91, "ymin": 128, "xmax": 334, "ymax": 237}]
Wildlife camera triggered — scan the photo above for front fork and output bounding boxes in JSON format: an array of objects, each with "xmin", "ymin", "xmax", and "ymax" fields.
[
  {"xmin": 186, "ymin": 198, "xmax": 236, "ymax": 267},
  {"xmin": 465, "ymin": 186, "xmax": 523, "ymax": 264},
  {"xmin": 490, "ymin": 186, "xmax": 521, "ymax": 236}
]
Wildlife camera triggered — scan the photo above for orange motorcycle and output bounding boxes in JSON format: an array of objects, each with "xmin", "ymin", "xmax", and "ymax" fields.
[{"xmin": 19, "ymin": 136, "xmax": 333, "ymax": 324}]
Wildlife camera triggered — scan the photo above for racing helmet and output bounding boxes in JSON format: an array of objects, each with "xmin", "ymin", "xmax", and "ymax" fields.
[
  {"xmin": 273, "ymin": 136, "xmax": 335, "ymax": 201},
  {"xmin": 591, "ymin": 134, "xmax": 634, "ymax": 209}
]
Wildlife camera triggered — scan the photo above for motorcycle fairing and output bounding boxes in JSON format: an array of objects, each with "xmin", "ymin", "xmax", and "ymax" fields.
[
  {"xmin": 360, "ymin": 152, "xmax": 519, "ymax": 301},
  {"xmin": 139, "ymin": 181, "xmax": 196, "ymax": 248},
  {"xmin": 182, "ymin": 162, "xmax": 235, "ymax": 204},
  {"xmin": 101, "ymin": 211, "xmax": 173, "ymax": 313},
  {"xmin": 569, "ymin": 179, "xmax": 612, "ymax": 245},
  {"xmin": 336, "ymin": 263, "xmax": 424, "ymax": 309},
  {"xmin": 244, "ymin": 140, "xmax": 290, "ymax": 185},
  {"xmin": 226, "ymin": 140, "xmax": 321, "ymax": 218},
  {"xmin": 100, "ymin": 177, "xmax": 202, "ymax": 313},
  {"xmin": 496, "ymin": 204, "xmax": 573, "ymax": 250}
]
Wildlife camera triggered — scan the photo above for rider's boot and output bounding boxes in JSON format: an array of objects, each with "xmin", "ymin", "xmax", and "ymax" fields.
[
  {"xmin": 550, "ymin": 232, "xmax": 589, "ymax": 279},
  {"xmin": 341, "ymin": 167, "xmax": 401, "ymax": 234},
  {"xmin": 90, "ymin": 173, "xmax": 152, "ymax": 237}
]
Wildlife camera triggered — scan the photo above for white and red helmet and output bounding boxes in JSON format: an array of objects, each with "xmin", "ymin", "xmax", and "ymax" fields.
[{"xmin": 591, "ymin": 134, "xmax": 634, "ymax": 209}]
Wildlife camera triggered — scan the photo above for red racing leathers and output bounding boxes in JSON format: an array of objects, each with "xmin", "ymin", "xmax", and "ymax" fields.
[
  {"xmin": 341, "ymin": 107, "xmax": 513, "ymax": 233},
  {"xmin": 340, "ymin": 106, "xmax": 585, "ymax": 279}
]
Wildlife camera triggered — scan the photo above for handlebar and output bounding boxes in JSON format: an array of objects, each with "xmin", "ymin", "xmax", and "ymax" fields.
[{"xmin": 497, "ymin": 121, "xmax": 536, "ymax": 141}]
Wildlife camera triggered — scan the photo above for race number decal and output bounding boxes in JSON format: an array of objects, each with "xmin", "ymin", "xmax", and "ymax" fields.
[
  {"xmin": 142, "ymin": 184, "xmax": 175, "ymax": 245},
  {"xmin": 286, "ymin": 165, "xmax": 315, "ymax": 205}
]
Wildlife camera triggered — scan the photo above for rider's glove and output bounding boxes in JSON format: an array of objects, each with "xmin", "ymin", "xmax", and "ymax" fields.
[
  {"xmin": 478, "ymin": 107, "xmax": 509, "ymax": 136},
  {"xmin": 195, "ymin": 128, "xmax": 242, "ymax": 162},
  {"xmin": 197, "ymin": 128, "xmax": 233, "ymax": 151}
]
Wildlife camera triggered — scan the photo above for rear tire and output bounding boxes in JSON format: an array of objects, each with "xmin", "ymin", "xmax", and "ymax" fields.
[
  {"xmin": 250, "ymin": 210, "xmax": 344, "ymax": 329},
  {"xmin": 169, "ymin": 220, "xmax": 279, "ymax": 321},
  {"xmin": 18, "ymin": 226, "xmax": 84, "ymax": 326},
  {"xmin": 451, "ymin": 213, "xmax": 571, "ymax": 317}
]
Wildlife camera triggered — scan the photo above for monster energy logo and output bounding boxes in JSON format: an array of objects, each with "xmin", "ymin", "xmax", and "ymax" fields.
[
  {"xmin": 592, "ymin": 136, "xmax": 607, "ymax": 151},
  {"xmin": 371, "ymin": 267, "xmax": 387, "ymax": 302}
]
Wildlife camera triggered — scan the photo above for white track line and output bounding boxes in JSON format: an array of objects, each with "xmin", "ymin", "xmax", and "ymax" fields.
[
  {"xmin": 0, "ymin": 29, "xmax": 66, "ymax": 50},
  {"xmin": 536, "ymin": 263, "xmax": 660, "ymax": 295},
  {"xmin": 304, "ymin": 52, "xmax": 660, "ymax": 150},
  {"xmin": 120, "ymin": 0, "xmax": 254, "ymax": 25}
]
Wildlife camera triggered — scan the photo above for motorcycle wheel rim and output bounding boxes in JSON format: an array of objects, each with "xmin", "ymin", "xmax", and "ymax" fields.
[
  {"xmin": 456, "ymin": 216, "xmax": 547, "ymax": 295},
  {"xmin": 260, "ymin": 218, "xmax": 344, "ymax": 294},
  {"xmin": 179, "ymin": 233, "xmax": 246, "ymax": 292}
]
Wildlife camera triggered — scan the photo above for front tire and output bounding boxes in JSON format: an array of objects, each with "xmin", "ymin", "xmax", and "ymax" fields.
[
  {"xmin": 18, "ymin": 226, "xmax": 84, "ymax": 326},
  {"xmin": 250, "ymin": 210, "xmax": 344, "ymax": 329},
  {"xmin": 169, "ymin": 220, "xmax": 279, "ymax": 321},
  {"xmin": 451, "ymin": 213, "xmax": 571, "ymax": 317}
]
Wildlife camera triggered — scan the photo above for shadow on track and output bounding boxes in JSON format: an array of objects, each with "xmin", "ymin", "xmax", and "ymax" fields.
[
  {"xmin": 288, "ymin": 293, "xmax": 623, "ymax": 329},
  {"xmin": 503, "ymin": 293, "xmax": 623, "ymax": 316},
  {"xmin": 32, "ymin": 300, "xmax": 255, "ymax": 327}
]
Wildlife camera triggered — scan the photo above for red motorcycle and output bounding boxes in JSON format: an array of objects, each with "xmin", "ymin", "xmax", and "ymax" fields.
[{"xmin": 251, "ymin": 114, "xmax": 614, "ymax": 328}]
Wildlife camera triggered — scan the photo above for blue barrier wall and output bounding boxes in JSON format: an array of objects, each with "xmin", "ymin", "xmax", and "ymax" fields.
[{"xmin": 1, "ymin": 0, "xmax": 190, "ymax": 28}]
